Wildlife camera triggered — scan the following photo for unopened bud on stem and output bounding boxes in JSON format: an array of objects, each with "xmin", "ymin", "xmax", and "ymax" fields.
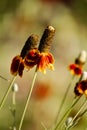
[
  {"xmin": 12, "ymin": 83, "xmax": 19, "ymax": 92},
  {"xmin": 75, "ymin": 50, "xmax": 87, "ymax": 66}
]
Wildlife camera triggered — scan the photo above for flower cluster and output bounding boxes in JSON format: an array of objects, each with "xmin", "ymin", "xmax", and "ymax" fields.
[
  {"xmin": 68, "ymin": 51, "xmax": 87, "ymax": 97},
  {"xmin": 69, "ymin": 50, "xmax": 87, "ymax": 76},
  {"xmin": 10, "ymin": 26, "xmax": 55, "ymax": 77}
]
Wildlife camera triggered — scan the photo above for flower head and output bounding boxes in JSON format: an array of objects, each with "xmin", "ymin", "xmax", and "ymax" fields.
[
  {"xmin": 69, "ymin": 64, "xmax": 82, "ymax": 76},
  {"xmin": 10, "ymin": 34, "xmax": 39, "ymax": 77},
  {"xmin": 37, "ymin": 26, "xmax": 55, "ymax": 74},
  {"xmin": 74, "ymin": 80, "xmax": 87, "ymax": 96},
  {"xmin": 68, "ymin": 51, "xmax": 86, "ymax": 76}
]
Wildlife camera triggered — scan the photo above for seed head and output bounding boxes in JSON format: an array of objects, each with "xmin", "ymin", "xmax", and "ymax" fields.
[
  {"xmin": 38, "ymin": 26, "xmax": 55, "ymax": 52},
  {"xmin": 20, "ymin": 34, "xmax": 39, "ymax": 58}
]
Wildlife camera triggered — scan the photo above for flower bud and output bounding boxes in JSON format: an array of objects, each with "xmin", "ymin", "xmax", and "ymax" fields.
[
  {"xmin": 20, "ymin": 34, "xmax": 39, "ymax": 58},
  {"xmin": 38, "ymin": 26, "xmax": 55, "ymax": 52},
  {"xmin": 79, "ymin": 71, "xmax": 87, "ymax": 81},
  {"xmin": 12, "ymin": 83, "xmax": 19, "ymax": 92},
  {"xmin": 65, "ymin": 117, "xmax": 73, "ymax": 127},
  {"xmin": 75, "ymin": 50, "xmax": 87, "ymax": 66}
]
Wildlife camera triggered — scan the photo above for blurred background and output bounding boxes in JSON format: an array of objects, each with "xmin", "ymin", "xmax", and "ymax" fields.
[{"xmin": 0, "ymin": 0, "xmax": 87, "ymax": 130}]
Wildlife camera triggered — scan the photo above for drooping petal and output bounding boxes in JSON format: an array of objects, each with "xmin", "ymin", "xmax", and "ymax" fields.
[
  {"xmin": 46, "ymin": 53, "xmax": 54, "ymax": 70},
  {"xmin": 37, "ymin": 52, "xmax": 54, "ymax": 74},
  {"xmin": 10, "ymin": 55, "xmax": 21, "ymax": 76},
  {"xmin": 24, "ymin": 49, "xmax": 40, "ymax": 69},
  {"xmin": 18, "ymin": 60, "xmax": 24, "ymax": 77},
  {"xmin": 24, "ymin": 59, "xmax": 37, "ymax": 69},
  {"xmin": 10, "ymin": 55, "xmax": 24, "ymax": 77}
]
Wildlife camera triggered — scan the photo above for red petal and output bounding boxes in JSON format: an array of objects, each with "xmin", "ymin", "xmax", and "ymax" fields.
[
  {"xmin": 24, "ymin": 49, "xmax": 40, "ymax": 69},
  {"xmin": 10, "ymin": 55, "xmax": 21, "ymax": 76},
  {"xmin": 37, "ymin": 52, "xmax": 54, "ymax": 73},
  {"xmin": 18, "ymin": 61, "xmax": 24, "ymax": 77}
]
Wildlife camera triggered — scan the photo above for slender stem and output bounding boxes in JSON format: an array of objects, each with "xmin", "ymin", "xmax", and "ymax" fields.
[
  {"xmin": 54, "ymin": 96, "xmax": 81, "ymax": 130},
  {"xmin": 12, "ymin": 91, "xmax": 17, "ymax": 130},
  {"xmin": 19, "ymin": 68, "xmax": 38, "ymax": 130},
  {"xmin": 13, "ymin": 91, "xmax": 16, "ymax": 127},
  {"xmin": 0, "ymin": 76, "xmax": 16, "ymax": 110},
  {"xmin": 79, "ymin": 108, "xmax": 87, "ymax": 117},
  {"xmin": 13, "ymin": 126, "xmax": 17, "ymax": 130},
  {"xmin": 13, "ymin": 92, "xmax": 16, "ymax": 105},
  {"xmin": 71, "ymin": 107, "xmax": 87, "ymax": 127},
  {"xmin": 0, "ymin": 75, "xmax": 9, "ymax": 81},
  {"xmin": 71, "ymin": 99, "xmax": 87, "ymax": 122},
  {"xmin": 41, "ymin": 122, "xmax": 48, "ymax": 130},
  {"xmin": 55, "ymin": 75, "xmax": 75, "ymax": 123},
  {"xmin": 66, "ymin": 99, "xmax": 87, "ymax": 130}
]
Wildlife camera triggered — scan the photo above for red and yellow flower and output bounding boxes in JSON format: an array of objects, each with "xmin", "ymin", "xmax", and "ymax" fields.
[
  {"xmin": 69, "ymin": 64, "xmax": 82, "ymax": 76},
  {"xmin": 74, "ymin": 80, "xmax": 87, "ymax": 96},
  {"xmin": 69, "ymin": 51, "xmax": 86, "ymax": 76},
  {"xmin": 37, "ymin": 25, "xmax": 55, "ymax": 74},
  {"xmin": 10, "ymin": 34, "xmax": 39, "ymax": 77}
]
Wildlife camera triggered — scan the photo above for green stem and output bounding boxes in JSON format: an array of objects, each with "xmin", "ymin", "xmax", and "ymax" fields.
[
  {"xmin": 55, "ymin": 76, "xmax": 75, "ymax": 123},
  {"xmin": 19, "ymin": 68, "xmax": 38, "ymax": 130},
  {"xmin": 71, "ymin": 107, "xmax": 87, "ymax": 127},
  {"xmin": 12, "ymin": 92, "xmax": 16, "ymax": 129},
  {"xmin": 54, "ymin": 96, "xmax": 81, "ymax": 130},
  {"xmin": 41, "ymin": 122, "xmax": 48, "ymax": 130},
  {"xmin": 0, "ymin": 76, "xmax": 16, "ymax": 110},
  {"xmin": 13, "ymin": 92, "xmax": 16, "ymax": 105},
  {"xmin": 0, "ymin": 75, "xmax": 9, "ymax": 81},
  {"xmin": 79, "ymin": 108, "xmax": 87, "ymax": 117},
  {"xmin": 66, "ymin": 99, "xmax": 87, "ymax": 130}
]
